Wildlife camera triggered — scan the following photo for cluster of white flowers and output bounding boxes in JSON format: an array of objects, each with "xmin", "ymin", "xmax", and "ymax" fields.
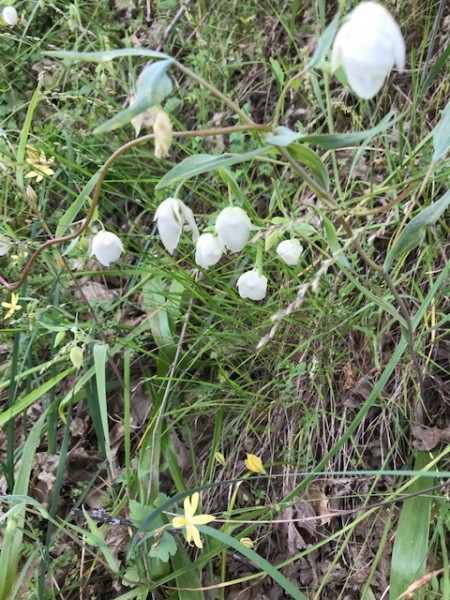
[{"xmin": 152, "ymin": 199, "xmax": 304, "ymax": 301}]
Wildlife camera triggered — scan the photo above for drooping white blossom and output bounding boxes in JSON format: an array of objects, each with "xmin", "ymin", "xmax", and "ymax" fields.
[
  {"xmin": 237, "ymin": 270, "xmax": 268, "ymax": 301},
  {"xmin": 154, "ymin": 197, "xmax": 199, "ymax": 255},
  {"xmin": 91, "ymin": 230, "xmax": 124, "ymax": 267},
  {"xmin": 215, "ymin": 207, "xmax": 252, "ymax": 253},
  {"xmin": 0, "ymin": 235, "xmax": 10, "ymax": 256},
  {"xmin": 331, "ymin": 1, "xmax": 405, "ymax": 99},
  {"xmin": 2, "ymin": 6, "xmax": 18, "ymax": 26},
  {"xmin": 276, "ymin": 239, "xmax": 303, "ymax": 266},
  {"xmin": 195, "ymin": 233, "xmax": 224, "ymax": 269}
]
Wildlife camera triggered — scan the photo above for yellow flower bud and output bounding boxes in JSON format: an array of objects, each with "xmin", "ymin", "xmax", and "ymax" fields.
[
  {"xmin": 240, "ymin": 537, "xmax": 254, "ymax": 549},
  {"xmin": 244, "ymin": 453, "xmax": 266, "ymax": 474},
  {"xmin": 70, "ymin": 346, "xmax": 84, "ymax": 369},
  {"xmin": 153, "ymin": 110, "xmax": 173, "ymax": 158},
  {"xmin": 214, "ymin": 452, "xmax": 226, "ymax": 467},
  {"xmin": 54, "ymin": 330, "xmax": 66, "ymax": 348}
]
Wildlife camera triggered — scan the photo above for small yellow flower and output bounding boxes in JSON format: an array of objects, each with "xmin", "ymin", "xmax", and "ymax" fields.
[
  {"xmin": 245, "ymin": 453, "xmax": 266, "ymax": 474},
  {"xmin": 171, "ymin": 492, "xmax": 214, "ymax": 549},
  {"xmin": 2, "ymin": 293, "xmax": 21, "ymax": 319},
  {"xmin": 240, "ymin": 537, "xmax": 254, "ymax": 549},
  {"xmin": 25, "ymin": 146, "xmax": 55, "ymax": 182}
]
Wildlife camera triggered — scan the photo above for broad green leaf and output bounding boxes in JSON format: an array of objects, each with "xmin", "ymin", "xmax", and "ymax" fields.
[
  {"xmin": 269, "ymin": 57, "xmax": 285, "ymax": 86},
  {"xmin": 94, "ymin": 59, "xmax": 174, "ymax": 134},
  {"xmin": 323, "ymin": 215, "xmax": 350, "ymax": 267},
  {"xmin": 45, "ymin": 48, "xmax": 171, "ymax": 62},
  {"xmin": 285, "ymin": 142, "xmax": 329, "ymax": 191},
  {"xmin": 389, "ymin": 452, "xmax": 433, "ymax": 599},
  {"xmin": 156, "ymin": 146, "xmax": 274, "ymax": 189},
  {"xmin": 55, "ymin": 172, "xmax": 99, "ymax": 237},
  {"xmin": 384, "ymin": 189, "xmax": 450, "ymax": 271},
  {"xmin": 148, "ymin": 531, "xmax": 177, "ymax": 562},
  {"xmin": 267, "ymin": 111, "xmax": 398, "ymax": 150},
  {"xmin": 432, "ymin": 101, "xmax": 450, "ymax": 160},
  {"xmin": 135, "ymin": 60, "xmax": 174, "ymax": 105},
  {"xmin": 93, "ymin": 344, "xmax": 113, "ymax": 475},
  {"xmin": 171, "ymin": 544, "xmax": 205, "ymax": 600},
  {"xmin": 308, "ymin": 13, "xmax": 339, "ymax": 69}
]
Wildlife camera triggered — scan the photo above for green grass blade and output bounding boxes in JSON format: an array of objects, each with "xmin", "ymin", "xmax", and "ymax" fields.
[
  {"xmin": 0, "ymin": 412, "xmax": 46, "ymax": 600},
  {"xmin": 93, "ymin": 343, "xmax": 114, "ymax": 476},
  {"xmin": 198, "ymin": 525, "xmax": 308, "ymax": 600}
]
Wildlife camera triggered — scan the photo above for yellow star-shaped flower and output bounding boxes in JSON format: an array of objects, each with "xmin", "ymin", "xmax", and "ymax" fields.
[
  {"xmin": 25, "ymin": 146, "xmax": 55, "ymax": 183},
  {"xmin": 171, "ymin": 492, "xmax": 214, "ymax": 549},
  {"xmin": 245, "ymin": 453, "xmax": 266, "ymax": 474},
  {"xmin": 2, "ymin": 293, "xmax": 21, "ymax": 319}
]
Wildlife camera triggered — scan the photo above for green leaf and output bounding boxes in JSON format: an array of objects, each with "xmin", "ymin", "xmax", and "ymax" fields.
[
  {"xmin": 198, "ymin": 525, "xmax": 308, "ymax": 600},
  {"xmin": 45, "ymin": 48, "xmax": 171, "ymax": 62},
  {"xmin": 93, "ymin": 344, "xmax": 113, "ymax": 474},
  {"xmin": 148, "ymin": 531, "xmax": 177, "ymax": 562},
  {"xmin": 389, "ymin": 452, "xmax": 433, "ymax": 599},
  {"xmin": 135, "ymin": 60, "xmax": 174, "ymax": 105},
  {"xmin": 218, "ymin": 167, "xmax": 244, "ymax": 205},
  {"xmin": 267, "ymin": 111, "xmax": 398, "ymax": 150},
  {"xmin": 285, "ymin": 142, "xmax": 329, "ymax": 191},
  {"xmin": 420, "ymin": 45, "xmax": 450, "ymax": 95},
  {"xmin": 82, "ymin": 507, "xmax": 120, "ymax": 574},
  {"xmin": 142, "ymin": 276, "xmax": 177, "ymax": 359},
  {"xmin": 432, "ymin": 101, "xmax": 450, "ymax": 161},
  {"xmin": 308, "ymin": 13, "xmax": 339, "ymax": 70},
  {"xmin": 55, "ymin": 172, "xmax": 99, "ymax": 238},
  {"xmin": 156, "ymin": 146, "xmax": 274, "ymax": 189},
  {"xmin": 384, "ymin": 189, "xmax": 450, "ymax": 271},
  {"xmin": 322, "ymin": 216, "xmax": 350, "ymax": 267}
]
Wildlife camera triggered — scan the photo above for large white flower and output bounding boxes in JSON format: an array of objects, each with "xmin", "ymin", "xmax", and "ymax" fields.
[
  {"xmin": 154, "ymin": 197, "xmax": 199, "ymax": 255},
  {"xmin": 215, "ymin": 207, "xmax": 252, "ymax": 253},
  {"xmin": 237, "ymin": 270, "xmax": 268, "ymax": 301},
  {"xmin": 276, "ymin": 239, "xmax": 303, "ymax": 266},
  {"xmin": 331, "ymin": 1, "xmax": 405, "ymax": 99},
  {"xmin": 195, "ymin": 233, "xmax": 224, "ymax": 269},
  {"xmin": 2, "ymin": 6, "xmax": 18, "ymax": 26},
  {"xmin": 91, "ymin": 231, "xmax": 124, "ymax": 267}
]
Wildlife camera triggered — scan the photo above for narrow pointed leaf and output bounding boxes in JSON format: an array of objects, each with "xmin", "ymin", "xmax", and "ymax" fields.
[
  {"xmin": 45, "ymin": 48, "xmax": 171, "ymax": 62},
  {"xmin": 432, "ymin": 100, "xmax": 450, "ymax": 160}
]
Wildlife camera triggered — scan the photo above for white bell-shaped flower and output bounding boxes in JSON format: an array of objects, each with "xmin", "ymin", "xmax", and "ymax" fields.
[
  {"xmin": 215, "ymin": 206, "xmax": 252, "ymax": 253},
  {"xmin": 154, "ymin": 197, "xmax": 199, "ymax": 255},
  {"xmin": 276, "ymin": 239, "xmax": 303, "ymax": 266},
  {"xmin": 0, "ymin": 235, "xmax": 10, "ymax": 256},
  {"xmin": 195, "ymin": 233, "xmax": 224, "ymax": 269},
  {"xmin": 91, "ymin": 230, "xmax": 124, "ymax": 267},
  {"xmin": 237, "ymin": 270, "xmax": 268, "ymax": 301},
  {"xmin": 2, "ymin": 6, "xmax": 18, "ymax": 26},
  {"xmin": 331, "ymin": 1, "xmax": 405, "ymax": 99}
]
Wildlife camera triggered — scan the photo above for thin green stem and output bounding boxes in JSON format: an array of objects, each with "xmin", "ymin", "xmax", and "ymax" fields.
[{"xmin": 174, "ymin": 60, "xmax": 255, "ymax": 126}]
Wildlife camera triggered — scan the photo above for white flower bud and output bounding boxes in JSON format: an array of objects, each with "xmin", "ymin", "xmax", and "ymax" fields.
[
  {"xmin": 91, "ymin": 230, "xmax": 124, "ymax": 267},
  {"xmin": 154, "ymin": 197, "xmax": 199, "ymax": 255},
  {"xmin": 0, "ymin": 235, "xmax": 10, "ymax": 256},
  {"xmin": 276, "ymin": 239, "xmax": 303, "ymax": 266},
  {"xmin": 2, "ymin": 6, "xmax": 18, "ymax": 26},
  {"xmin": 153, "ymin": 110, "xmax": 173, "ymax": 158},
  {"xmin": 215, "ymin": 207, "xmax": 252, "ymax": 253},
  {"xmin": 331, "ymin": 1, "xmax": 405, "ymax": 99},
  {"xmin": 237, "ymin": 270, "xmax": 268, "ymax": 301},
  {"xmin": 195, "ymin": 233, "xmax": 224, "ymax": 269}
]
